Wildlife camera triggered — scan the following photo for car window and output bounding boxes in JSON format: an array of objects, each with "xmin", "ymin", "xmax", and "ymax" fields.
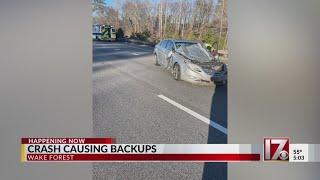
[
  {"xmin": 165, "ymin": 41, "xmax": 174, "ymax": 51},
  {"xmin": 175, "ymin": 42, "xmax": 197, "ymax": 49},
  {"xmin": 160, "ymin": 40, "xmax": 167, "ymax": 48},
  {"xmin": 159, "ymin": 41, "xmax": 164, "ymax": 47}
]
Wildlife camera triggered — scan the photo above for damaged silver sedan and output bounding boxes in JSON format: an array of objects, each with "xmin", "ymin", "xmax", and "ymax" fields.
[{"xmin": 154, "ymin": 39, "xmax": 227, "ymax": 85}]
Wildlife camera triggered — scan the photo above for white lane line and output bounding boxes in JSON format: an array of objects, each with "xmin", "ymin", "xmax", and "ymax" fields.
[
  {"xmin": 157, "ymin": 94, "xmax": 227, "ymax": 135},
  {"xmin": 131, "ymin": 53, "xmax": 139, "ymax": 55}
]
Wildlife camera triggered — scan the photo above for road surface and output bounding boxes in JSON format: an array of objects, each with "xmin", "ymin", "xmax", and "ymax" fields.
[{"xmin": 92, "ymin": 41, "xmax": 227, "ymax": 180}]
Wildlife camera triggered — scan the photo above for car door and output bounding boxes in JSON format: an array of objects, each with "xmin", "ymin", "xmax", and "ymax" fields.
[
  {"xmin": 158, "ymin": 40, "xmax": 167, "ymax": 66},
  {"xmin": 163, "ymin": 41, "xmax": 174, "ymax": 68}
]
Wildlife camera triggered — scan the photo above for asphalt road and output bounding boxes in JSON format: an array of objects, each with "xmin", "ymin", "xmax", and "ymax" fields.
[{"xmin": 92, "ymin": 41, "xmax": 227, "ymax": 180}]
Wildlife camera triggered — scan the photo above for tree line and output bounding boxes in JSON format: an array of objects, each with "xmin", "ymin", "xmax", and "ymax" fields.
[{"xmin": 92, "ymin": 0, "xmax": 227, "ymax": 50}]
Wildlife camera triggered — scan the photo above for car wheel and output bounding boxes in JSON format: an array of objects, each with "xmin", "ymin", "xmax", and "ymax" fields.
[
  {"xmin": 173, "ymin": 63, "xmax": 181, "ymax": 80},
  {"xmin": 154, "ymin": 54, "xmax": 160, "ymax": 66}
]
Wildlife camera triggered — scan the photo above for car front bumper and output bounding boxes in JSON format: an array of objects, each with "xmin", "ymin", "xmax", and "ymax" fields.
[{"xmin": 182, "ymin": 69, "xmax": 215, "ymax": 86}]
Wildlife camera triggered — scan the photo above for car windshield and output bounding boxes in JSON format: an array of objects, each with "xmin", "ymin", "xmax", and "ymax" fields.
[
  {"xmin": 175, "ymin": 42, "xmax": 197, "ymax": 49},
  {"xmin": 176, "ymin": 43, "xmax": 213, "ymax": 62}
]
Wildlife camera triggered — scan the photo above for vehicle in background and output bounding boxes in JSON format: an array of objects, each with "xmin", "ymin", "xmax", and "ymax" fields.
[
  {"xmin": 154, "ymin": 39, "xmax": 227, "ymax": 86},
  {"xmin": 92, "ymin": 24, "xmax": 116, "ymax": 41}
]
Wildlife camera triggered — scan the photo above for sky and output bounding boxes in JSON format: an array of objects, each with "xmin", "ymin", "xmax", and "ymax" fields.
[{"xmin": 104, "ymin": 0, "xmax": 113, "ymax": 7}]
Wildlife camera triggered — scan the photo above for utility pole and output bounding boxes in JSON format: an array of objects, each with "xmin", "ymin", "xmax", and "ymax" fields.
[
  {"xmin": 158, "ymin": 0, "xmax": 162, "ymax": 40},
  {"xmin": 163, "ymin": 0, "xmax": 168, "ymax": 38},
  {"xmin": 223, "ymin": 29, "xmax": 228, "ymax": 51},
  {"xmin": 218, "ymin": 0, "xmax": 225, "ymax": 50},
  {"xmin": 177, "ymin": 0, "xmax": 182, "ymax": 37}
]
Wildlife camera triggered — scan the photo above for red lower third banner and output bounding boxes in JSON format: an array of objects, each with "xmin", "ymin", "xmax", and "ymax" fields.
[
  {"xmin": 21, "ymin": 138, "xmax": 114, "ymax": 144},
  {"xmin": 20, "ymin": 138, "xmax": 320, "ymax": 162},
  {"xmin": 26, "ymin": 154, "xmax": 260, "ymax": 162},
  {"xmin": 21, "ymin": 139, "xmax": 262, "ymax": 162}
]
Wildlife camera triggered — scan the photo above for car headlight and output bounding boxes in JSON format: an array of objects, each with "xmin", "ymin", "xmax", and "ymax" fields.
[{"xmin": 186, "ymin": 63, "xmax": 202, "ymax": 72}]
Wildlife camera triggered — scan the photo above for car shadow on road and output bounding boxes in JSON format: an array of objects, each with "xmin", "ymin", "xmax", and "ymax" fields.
[{"xmin": 202, "ymin": 84, "xmax": 228, "ymax": 180}]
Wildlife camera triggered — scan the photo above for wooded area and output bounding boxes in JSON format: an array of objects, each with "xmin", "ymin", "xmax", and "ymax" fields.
[{"xmin": 92, "ymin": 0, "xmax": 227, "ymax": 50}]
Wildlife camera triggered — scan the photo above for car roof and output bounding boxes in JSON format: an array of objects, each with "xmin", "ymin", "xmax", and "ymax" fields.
[{"xmin": 162, "ymin": 39, "xmax": 198, "ymax": 43}]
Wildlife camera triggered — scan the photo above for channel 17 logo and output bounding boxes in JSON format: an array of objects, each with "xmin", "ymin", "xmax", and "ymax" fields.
[{"xmin": 264, "ymin": 138, "xmax": 289, "ymax": 161}]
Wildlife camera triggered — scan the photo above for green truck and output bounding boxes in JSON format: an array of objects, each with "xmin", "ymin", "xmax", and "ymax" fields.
[{"xmin": 92, "ymin": 24, "xmax": 116, "ymax": 41}]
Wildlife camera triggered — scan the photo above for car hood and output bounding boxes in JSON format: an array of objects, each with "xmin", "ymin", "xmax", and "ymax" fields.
[
  {"xmin": 175, "ymin": 44, "xmax": 226, "ymax": 75},
  {"xmin": 176, "ymin": 44, "xmax": 213, "ymax": 62}
]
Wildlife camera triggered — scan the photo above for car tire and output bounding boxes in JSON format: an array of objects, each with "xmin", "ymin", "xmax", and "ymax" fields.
[
  {"xmin": 154, "ymin": 54, "xmax": 160, "ymax": 66},
  {"xmin": 173, "ymin": 63, "xmax": 181, "ymax": 80}
]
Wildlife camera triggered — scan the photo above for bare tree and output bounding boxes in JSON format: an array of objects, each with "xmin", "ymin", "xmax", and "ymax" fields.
[{"xmin": 92, "ymin": 0, "xmax": 228, "ymax": 49}]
